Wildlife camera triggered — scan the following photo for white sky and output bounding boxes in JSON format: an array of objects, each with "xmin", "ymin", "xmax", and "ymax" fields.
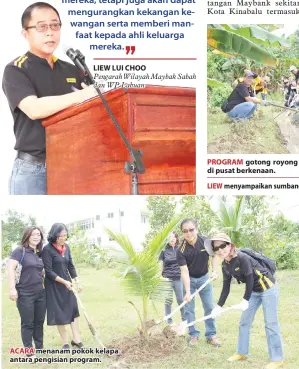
[
  {"xmin": 1, "ymin": 195, "xmax": 298, "ymax": 230},
  {"xmin": 272, "ymin": 24, "xmax": 299, "ymax": 37},
  {"xmin": 0, "ymin": 195, "xmax": 148, "ymax": 228}
]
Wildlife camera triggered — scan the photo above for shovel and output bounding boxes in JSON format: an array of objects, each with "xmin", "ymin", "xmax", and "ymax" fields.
[
  {"xmin": 174, "ymin": 305, "xmax": 238, "ymax": 336},
  {"xmin": 267, "ymin": 101, "xmax": 299, "ymax": 112},
  {"xmin": 71, "ymin": 287, "xmax": 105, "ymax": 349},
  {"xmin": 148, "ymin": 276, "xmax": 216, "ymax": 333}
]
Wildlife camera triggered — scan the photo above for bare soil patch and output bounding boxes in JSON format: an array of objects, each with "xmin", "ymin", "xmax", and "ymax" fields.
[{"xmin": 105, "ymin": 325, "xmax": 186, "ymax": 368}]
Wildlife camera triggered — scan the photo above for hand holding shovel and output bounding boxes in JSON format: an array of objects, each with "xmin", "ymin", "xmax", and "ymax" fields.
[
  {"xmin": 149, "ymin": 276, "xmax": 216, "ymax": 333},
  {"xmin": 175, "ymin": 304, "xmax": 238, "ymax": 336}
]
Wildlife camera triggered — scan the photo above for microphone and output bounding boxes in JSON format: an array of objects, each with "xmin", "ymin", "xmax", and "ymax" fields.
[
  {"xmin": 63, "ymin": 46, "xmax": 146, "ymax": 187},
  {"xmin": 64, "ymin": 46, "xmax": 94, "ymax": 85}
]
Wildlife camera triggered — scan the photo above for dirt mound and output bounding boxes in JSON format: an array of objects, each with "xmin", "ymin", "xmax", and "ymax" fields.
[
  {"xmin": 144, "ymin": 319, "xmax": 156, "ymax": 329},
  {"xmin": 162, "ymin": 325, "xmax": 177, "ymax": 339},
  {"xmin": 106, "ymin": 329, "xmax": 186, "ymax": 368}
]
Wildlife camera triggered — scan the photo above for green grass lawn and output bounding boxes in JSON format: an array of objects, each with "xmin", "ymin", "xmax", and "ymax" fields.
[
  {"xmin": 2, "ymin": 267, "xmax": 299, "ymax": 369},
  {"xmin": 207, "ymin": 106, "xmax": 289, "ymax": 154}
]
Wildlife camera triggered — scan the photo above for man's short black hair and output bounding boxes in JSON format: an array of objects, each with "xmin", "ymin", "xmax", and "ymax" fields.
[
  {"xmin": 47, "ymin": 223, "xmax": 69, "ymax": 244},
  {"xmin": 21, "ymin": 2, "xmax": 61, "ymax": 29},
  {"xmin": 180, "ymin": 218, "xmax": 198, "ymax": 230}
]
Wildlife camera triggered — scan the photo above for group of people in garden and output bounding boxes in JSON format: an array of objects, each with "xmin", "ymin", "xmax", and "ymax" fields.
[
  {"xmin": 159, "ymin": 219, "xmax": 284, "ymax": 369},
  {"xmin": 8, "ymin": 220, "xmax": 284, "ymax": 369},
  {"xmin": 221, "ymin": 65, "xmax": 299, "ymax": 121}
]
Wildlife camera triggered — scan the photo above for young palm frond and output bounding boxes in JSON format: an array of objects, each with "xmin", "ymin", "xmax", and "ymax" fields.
[
  {"xmin": 105, "ymin": 231, "xmax": 136, "ymax": 262},
  {"xmin": 105, "ymin": 217, "xmax": 182, "ymax": 336},
  {"xmin": 214, "ymin": 196, "xmax": 245, "ymax": 244}
]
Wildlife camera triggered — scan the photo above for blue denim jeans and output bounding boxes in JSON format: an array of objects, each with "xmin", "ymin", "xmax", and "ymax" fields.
[
  {"xmin": 165, "ymin": 279, "xmax": 184, "ymax": 324},
  {"xmin": 237, "ymin": 284, "xmax": 284, "ymax": 361},
  {"xmin": 183, "ymin": 273, "xmax": 216, "ymax": 338},
  {"xmin": 227, "ymin": 102, "xmax": 258, "ymax": 120},
  {"xmin": 9, "ymin": 158, "xmax": 47, "ymax": 195}
]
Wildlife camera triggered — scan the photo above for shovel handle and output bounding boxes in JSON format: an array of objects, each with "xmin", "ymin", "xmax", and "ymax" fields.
[
  {"xmin": 71, "ymin": 288, "xmax": 106, "ymax": 349},
  {"xmin": 160, "ymin": 276, "xmax": 216, "ymax": 324},
  {"xmin": 71, "ymin": 288, "xmax": 86, "ymax": 312},
  {"xmin": 185, "ymin": 305, "xmax": 236, "ymax": 328},
  {"xmin": 268, "ymin": 101, "xmax": 299, "ymax": 112}
]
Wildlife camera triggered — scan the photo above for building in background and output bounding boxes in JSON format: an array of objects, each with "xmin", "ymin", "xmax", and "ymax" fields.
[{"xmin": 66, "ymin": 206, "xmax": 150, "ymax": 251}]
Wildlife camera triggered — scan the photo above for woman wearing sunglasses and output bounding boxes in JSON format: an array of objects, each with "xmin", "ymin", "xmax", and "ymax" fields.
[
  {"xmin": 42, "ymin": 223, "xmax": 83, "ymax": 350},
  {"xmin": 206, "ymin": 233, "xmax": 284, "ymax": 369}
]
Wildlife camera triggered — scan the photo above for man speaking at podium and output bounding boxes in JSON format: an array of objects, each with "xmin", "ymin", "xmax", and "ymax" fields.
[{"xmin": 2, "ymin": 2, "xmax": 98, "ymax": 195}]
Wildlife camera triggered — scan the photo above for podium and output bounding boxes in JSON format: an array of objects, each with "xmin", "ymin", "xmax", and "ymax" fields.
[{"xmin": 43, "ymin": 85, "xmax": 196, "ymax": 194}]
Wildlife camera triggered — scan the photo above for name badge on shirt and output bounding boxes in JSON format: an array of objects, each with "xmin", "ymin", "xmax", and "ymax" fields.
[{"xmin": 66, "ymin": 78, "xmax": 76, "ymax": 83}]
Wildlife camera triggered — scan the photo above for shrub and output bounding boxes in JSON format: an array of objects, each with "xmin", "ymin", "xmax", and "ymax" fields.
[
  {"xmin": 271, "ymin": 244, "xmax": 299, "ymax": 270},
  {"xmin": 1, "ymin": 242, "xmax": 14, "ymax": 260},
  {"xmin": 83, "ymin": 244, "xmax": 116, "ymax": 269},
  {"xmin": 207, "ymin": 84, "xmax": 232, "ymax": 108},
  {"xmin": 72, "ymin": 242, "xmax": 116, "ymax": 269},
  {"xmin": 68, "ymin": 228, "xmax": 116, "ymax": 269}
]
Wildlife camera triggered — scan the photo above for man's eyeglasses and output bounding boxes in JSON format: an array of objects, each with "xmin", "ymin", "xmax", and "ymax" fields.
[
  {"xmin": 212, "ymin": 242, "xmax": 229, "ymax": 252},
  {"xmin": 182, "ymin": 228, "xmax": 195, "ymax": 234},
  {"xmin": 25, "ymin": 22, "xmax": 62, "ymax": 32}
]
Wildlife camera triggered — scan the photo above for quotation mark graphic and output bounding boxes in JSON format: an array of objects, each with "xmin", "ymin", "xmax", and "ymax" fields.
[{"xmin": 125, "ymin": 46, "xmax": 136, "ymax": 55}]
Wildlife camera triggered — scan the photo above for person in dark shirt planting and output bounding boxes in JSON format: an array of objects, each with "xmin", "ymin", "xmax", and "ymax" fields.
[
  {"xmin": 7, "ymin": 226, "xmax": 46, "ymax": 355},
  {"xmin": 208, "ymin": 233, "xmax": 284, "ymax": 369},
  {"xmin": 176, "ymin": 219, "xmax": 220, "ymax": 346},
  {"xmin": 42, "ymin": 223, "xmax": 83, "ymax": 350},
  {"xmin": 159, "ymin": 231, "xmax": 184, "ymax": 325},
  {"xmin": 222, "ymin": 71, "xmax": 269, "ymax": 120}
]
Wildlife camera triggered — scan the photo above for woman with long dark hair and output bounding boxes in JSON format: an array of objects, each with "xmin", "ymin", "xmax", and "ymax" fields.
[
  {"xmin": 7, "ymin": 226, "xmax": 46, "ymax": 352},
  {"xmin": 42, "ymin": 223, "xmax": 83, "ymax": 349}
]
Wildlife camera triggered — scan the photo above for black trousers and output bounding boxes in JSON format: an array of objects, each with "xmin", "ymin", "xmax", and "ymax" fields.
[{"xmin": 16, "ymin": 288, "xmax": 46, "ymax": 349}]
